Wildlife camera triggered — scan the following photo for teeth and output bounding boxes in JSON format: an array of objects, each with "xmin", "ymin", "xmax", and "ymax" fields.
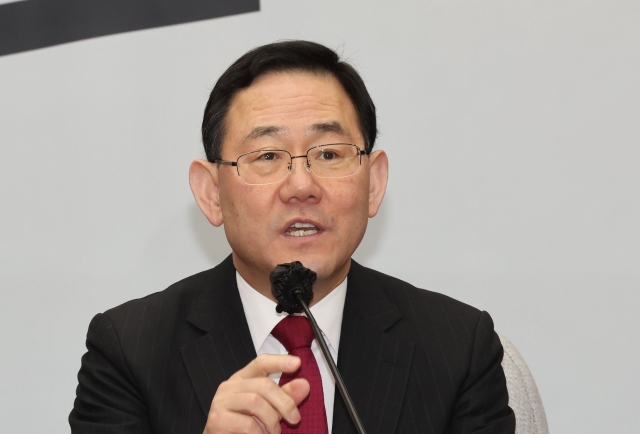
[
  {"xmin": 290, "ymin": 222, "xmax": 316, "ymax": 228},
  {"xmin": 287, "ymin": 229, "xmax": 318, "ymax": 237},
  {"xmin": 286, "ymin": 222, "xmax": 319, "ymax": 237}
]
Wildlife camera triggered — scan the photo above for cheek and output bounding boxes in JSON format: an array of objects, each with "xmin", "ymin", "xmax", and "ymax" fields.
[
  {"xmin": 218, "ymin": 180, "xmax": 241, "ymax": 223},
  {"xmin": 325, "ymin": 181, "xmax": 369, "ymax": 232},
  {"xmin": 220, "ymin": 182, "xmax": 278, "ymax": 234},
  {"xmin": 218, "ymin": 176, "xmax": 247, "ymax": 232}
]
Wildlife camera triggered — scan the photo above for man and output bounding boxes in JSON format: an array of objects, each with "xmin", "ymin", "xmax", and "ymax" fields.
[{"xmin": 70, "ymin": 40, "xmax": 515, "ymax": 434}]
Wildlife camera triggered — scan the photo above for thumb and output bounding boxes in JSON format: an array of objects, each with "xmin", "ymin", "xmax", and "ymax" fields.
[{"xmin": 281, "ymin": 378, "xmax": 310, "ymax": 405}]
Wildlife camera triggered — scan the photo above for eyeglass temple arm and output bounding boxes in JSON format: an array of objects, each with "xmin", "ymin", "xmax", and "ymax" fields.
[{"xmin": 215, "ymin": 160, "xmax": 238, "ymax": 167}]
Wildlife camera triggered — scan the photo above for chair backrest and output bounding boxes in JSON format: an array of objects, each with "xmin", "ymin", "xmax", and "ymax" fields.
[{"xmin": 498, "ymin": 333, "xmax": 549, "ymax": 434}]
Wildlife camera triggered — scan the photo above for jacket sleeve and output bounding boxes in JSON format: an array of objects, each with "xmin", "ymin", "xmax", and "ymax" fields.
[
  {"xmin": 69, "ymin": 313, "xmax": 152, "ymax": 433},
  {"xmin": 448, "ymin": 311, "xmax": 516, "ymax": 434}
]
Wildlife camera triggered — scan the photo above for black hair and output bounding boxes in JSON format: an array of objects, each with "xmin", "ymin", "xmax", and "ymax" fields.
[{"xmin": 201, "ymin": 40, "xmax": 377, "ymax": 162}]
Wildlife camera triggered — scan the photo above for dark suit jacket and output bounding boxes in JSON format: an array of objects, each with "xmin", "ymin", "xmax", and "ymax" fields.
[{"xmin": 70, "ymin": 256, "xmax": 515, "ymax": 433}]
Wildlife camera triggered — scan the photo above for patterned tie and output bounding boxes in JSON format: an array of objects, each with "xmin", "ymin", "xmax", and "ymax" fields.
[{"xmin": 271, "ymin": 315, "xmax": 329, "ymax": 434}]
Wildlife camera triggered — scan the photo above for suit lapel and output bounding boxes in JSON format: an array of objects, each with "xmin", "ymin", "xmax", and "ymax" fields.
[
  {"xmin": 179, "ymin": 257, "xmax": 415, "ymax": 430},
  {"xmin": 180, "ymin": 256, "xmax": 257, "ymax": 416},
  {"xmin": 332, "ymin": 261, "xmax": 415, "ymax": 434}
]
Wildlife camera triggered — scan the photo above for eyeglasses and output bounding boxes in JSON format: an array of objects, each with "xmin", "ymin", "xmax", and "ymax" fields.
[{"xmin": 215, "ymin": 143, "xmax": 368, "ymax": 186}]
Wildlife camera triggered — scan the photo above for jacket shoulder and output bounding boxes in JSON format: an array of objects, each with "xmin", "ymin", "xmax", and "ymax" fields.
[
  {"xmin": 99, "ymin": 255, "xmax": 236, "ymax": 337},
  {"xmin": 353, "ymin": 262, "xmax": 483, "ymax": 323},
  {"xmin": 101, "ymin": 266, "xmax": 217, "ymax": 324}
]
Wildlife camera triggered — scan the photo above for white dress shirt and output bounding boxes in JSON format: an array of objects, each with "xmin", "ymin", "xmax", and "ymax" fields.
[{"xmin": 236, "ymin": 272, "xmax": 347, "ymax": 433}]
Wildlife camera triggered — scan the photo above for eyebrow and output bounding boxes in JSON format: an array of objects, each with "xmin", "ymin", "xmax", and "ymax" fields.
[
  {"xmin": 242, "ymin": 121, "xmax": 349, "ymax": 143},
  {"xmin": 243, "ymin": 125, "xmax": 289, "ymax": 142},
  {"xmin": 306, "ymin": 121, "xmax": 348, "ymax": 136}
]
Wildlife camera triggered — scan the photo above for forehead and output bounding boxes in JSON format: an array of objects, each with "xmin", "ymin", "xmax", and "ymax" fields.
[{"xmin": 223, "ymin": 71, "xmax": 361, "ymax": 152}]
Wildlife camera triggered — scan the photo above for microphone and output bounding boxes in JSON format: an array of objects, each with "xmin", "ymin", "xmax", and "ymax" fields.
[{"xmin": 270, "ymin": 262, "xmax": 367, "ymax": 434}]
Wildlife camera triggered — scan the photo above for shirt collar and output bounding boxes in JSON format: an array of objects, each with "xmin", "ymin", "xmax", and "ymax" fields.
[{"xmin": 236, "ymin": 271, "xmax": 347, "ymax": 353}]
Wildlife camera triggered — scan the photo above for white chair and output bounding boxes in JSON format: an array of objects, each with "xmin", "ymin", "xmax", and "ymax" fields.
[{"xmin": 498, "ymin": 333, "xmax": 549, "ymax": 434}]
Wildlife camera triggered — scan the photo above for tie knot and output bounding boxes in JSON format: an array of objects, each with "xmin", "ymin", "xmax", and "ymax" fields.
[{"xmin": 271, "ymin": 315, "xmax": 315, "ymax": 351}]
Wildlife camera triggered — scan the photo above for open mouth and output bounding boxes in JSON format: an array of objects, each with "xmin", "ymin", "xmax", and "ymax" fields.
[{"xmin": 285, "ymin": 222, "xmax": 319, "ymax": 237}]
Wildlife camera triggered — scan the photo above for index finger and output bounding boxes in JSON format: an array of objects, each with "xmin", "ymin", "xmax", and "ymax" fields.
[{"xmin": 232, "ymin": 354, "xmax": 301, "ymax": 380}]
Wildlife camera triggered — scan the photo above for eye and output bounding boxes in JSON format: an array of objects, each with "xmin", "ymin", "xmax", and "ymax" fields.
[
  {"xmin": 318, "ymin": 150, "xmax": 339, "ymax": 160},
  {"xmin": 254, "ymin": 151, "xmax": 282, "ymax": 162}
]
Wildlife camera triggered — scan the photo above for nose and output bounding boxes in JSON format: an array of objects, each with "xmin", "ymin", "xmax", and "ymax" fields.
[
  {"xmin": 279, "ymin": 155, "xmax": 321, "ymax": 203},
  {"xmin": 290, "ymin": 155, "xmax": 312, "ymax": 173}
]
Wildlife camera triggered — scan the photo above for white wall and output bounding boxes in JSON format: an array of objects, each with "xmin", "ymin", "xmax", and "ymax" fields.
[{"xmin": 1, "ymin": 1, "xmax": 638, "ymax": 432}]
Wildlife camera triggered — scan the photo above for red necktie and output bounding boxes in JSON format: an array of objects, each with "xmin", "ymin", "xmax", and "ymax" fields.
[{"xmin": 271, "ymin": 315, "xmax": 329, "ymax": 434}]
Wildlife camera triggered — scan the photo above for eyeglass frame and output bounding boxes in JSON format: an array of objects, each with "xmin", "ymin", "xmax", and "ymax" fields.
[{"xmin": 214, "ymin": 143, "xmax": 369, "ymax": 185}]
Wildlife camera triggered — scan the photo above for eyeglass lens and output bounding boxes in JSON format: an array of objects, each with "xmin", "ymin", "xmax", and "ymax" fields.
[{"xmin": 236, "ymin": 144, "xmax": 361, "ymax": 185}]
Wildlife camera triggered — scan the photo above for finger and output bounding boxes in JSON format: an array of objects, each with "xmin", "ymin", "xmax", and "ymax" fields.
[
  {"xmin": 231, "ymin": 377, "xmax": 301, "ymax": 425},
  {"xmin": 232, "ymin": 354, "xmax": 301, "ymax": 380},
  {"xmin": 280, "ymin": 378, "xmax": 311, "ymax": 406},
  {"xmin": 205, "ymin": 409, "xmax": 266, "ymax": 434},
  {"xmin": 224, "ymin": 392, "xmax": 281, "ymax": 434},
  {"xmin": 253, "ymin": 416, "xmax": 277, "ymax": 434}
]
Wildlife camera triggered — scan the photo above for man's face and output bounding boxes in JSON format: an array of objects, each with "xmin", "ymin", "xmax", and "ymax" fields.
[{"xmin": 192, "ymin": 71, "xmax": 387, "ymax": 297}]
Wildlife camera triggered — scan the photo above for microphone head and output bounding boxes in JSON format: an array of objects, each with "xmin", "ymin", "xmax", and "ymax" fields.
[{"xmin": 270, "ymin": 261, "xmax": 316, "ymax": 314}]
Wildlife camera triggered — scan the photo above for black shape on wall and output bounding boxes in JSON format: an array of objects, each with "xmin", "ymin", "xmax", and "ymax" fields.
[{"xmin": 0, "ymin": 0, "xmax": 259, "ymax": 57}]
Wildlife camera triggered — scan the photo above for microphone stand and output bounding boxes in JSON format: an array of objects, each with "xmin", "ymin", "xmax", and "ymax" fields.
[
  {"xmin": 292, "ymin": 290, "xmax": 368, "ymax": 434},
  {"xmin": 271, "ymin": 261, "xmax": 367, "ymax": 434}
]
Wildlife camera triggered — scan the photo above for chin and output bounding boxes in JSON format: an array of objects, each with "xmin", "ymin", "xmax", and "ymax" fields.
[
  {"xmin": 272, "ymin": 254, "xmax": 320, "ymax": 271},
  {"xmin": 291, "ymin": 255, "xmax": 348, "ymax": 283},
  {"xmin": 266, "ymin": 244, "xmax": 352, "ymax": 281}
]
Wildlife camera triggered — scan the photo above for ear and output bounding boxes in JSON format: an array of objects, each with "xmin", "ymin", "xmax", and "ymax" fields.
[
  {"xmin": 189, "ymin": 159, "xmax": 224, "ymax": 227},
  {"xmin": 367, "ymin": 150, "xmax": 388, "ymax": 218}
]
